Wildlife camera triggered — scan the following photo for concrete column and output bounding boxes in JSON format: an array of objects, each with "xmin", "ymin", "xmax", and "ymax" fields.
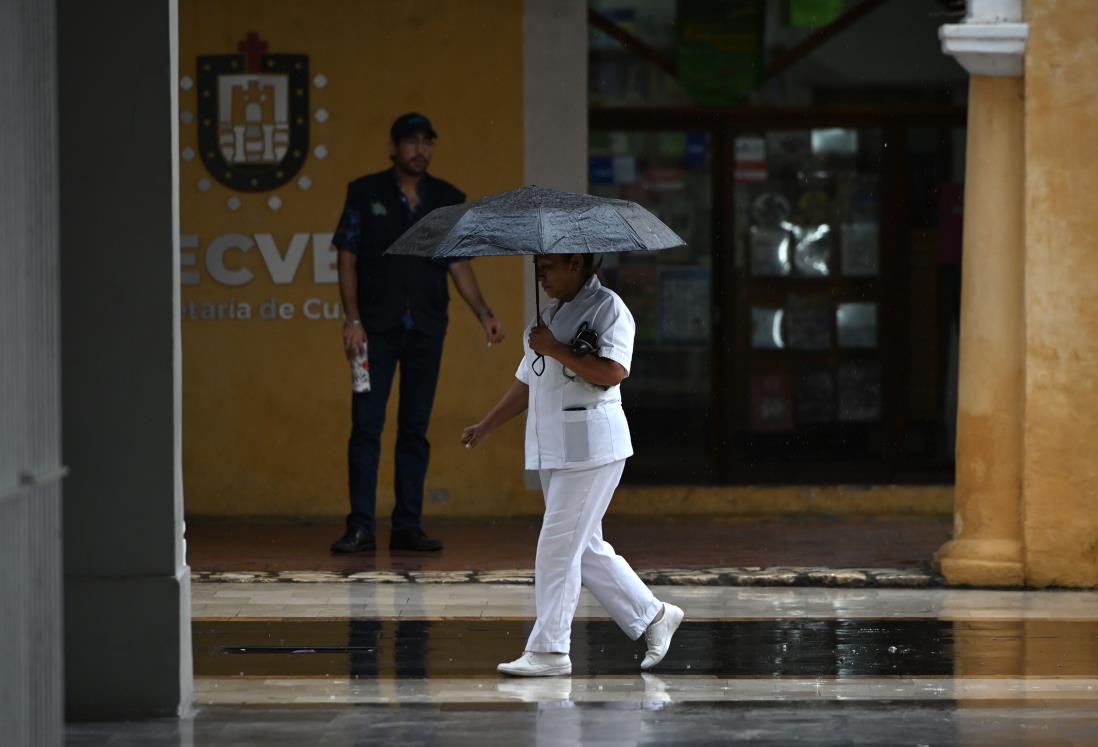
[
  {"xmin": 936, "ymin": 76, "xmax": 1026, "ymax": 586},
  {"xmin": 936, "ymin": 2, "xmax": 1028, "ymax": 586},
  {"xmin": 59, "ymin": 0, "xmax": 191, "ymax": 718},
  {"xmin": 522, "ymin": 0, "xmax": 588, "ymax": 323},
  {"xmin": 521, "ymin": 0, "xmax": 587, "ymax": 489}
]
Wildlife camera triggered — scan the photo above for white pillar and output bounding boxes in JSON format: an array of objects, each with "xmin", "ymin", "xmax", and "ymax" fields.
[{"xmin": 59, "ymin": 0, "xmax": 191, "ymax": 718}]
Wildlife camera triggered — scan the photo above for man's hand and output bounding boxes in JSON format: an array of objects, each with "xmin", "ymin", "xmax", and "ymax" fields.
[
  {"xmin": 449, "ymin": 261, "xmax": 505, "ymax": 346},
  {"xmin": 481, "ymin": 313, "xmax": 505, "ymax": 345},
  {"xmin": 343, "ymin": 320, "xmax": 367, "ymax": 358},
  {"xmin": 528, "ymin": 318, "xmax": 563, "ymax": 358},
  {"xmin": 461, "ymin": 421, "xmax": 489, "ymax": 449}
]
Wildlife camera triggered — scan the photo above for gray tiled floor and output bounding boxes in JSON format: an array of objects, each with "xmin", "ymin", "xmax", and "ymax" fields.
[{"xmin": 65, "ymin": 702, "xmax": 1098, "ymax": 746}]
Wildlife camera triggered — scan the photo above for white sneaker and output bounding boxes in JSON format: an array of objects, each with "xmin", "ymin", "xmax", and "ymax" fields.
[
  {"xmin": 497, "ymin": 651, "xmax": 572, "ymax": 677},
  {"xmin": 641, "ymin": 603, "xmax": 684, "ymax": 670}
]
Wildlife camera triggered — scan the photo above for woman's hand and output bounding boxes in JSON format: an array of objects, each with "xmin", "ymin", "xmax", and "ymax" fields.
[
  {"xmin": 462, "ymin": 380, "xmax": 529, "ymax": 451},
  {"xmin": 461, "ymin": 422, "xmax": 490, "ymax": 449},
  {"xmin": 528, "ymin": 319, "xmax": 563, "ymax": 358}
]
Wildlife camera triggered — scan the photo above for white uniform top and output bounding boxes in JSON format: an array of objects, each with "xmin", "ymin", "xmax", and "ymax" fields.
[{"xmin": 515, "ymin": 274, "xmax": 635, "ymax": 470}]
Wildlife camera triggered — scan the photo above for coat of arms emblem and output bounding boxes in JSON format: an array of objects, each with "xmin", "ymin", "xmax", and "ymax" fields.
[{"xmin": 197, "ymin": 33, "xmax": 308, "ymax": 192}]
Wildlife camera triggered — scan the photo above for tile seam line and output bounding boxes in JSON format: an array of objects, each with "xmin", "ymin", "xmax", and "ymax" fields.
[
  {"xmin": 191, "ymin": 615, "xmax": 1098, "ymax": 623},
  {"xmin": 191, "ymin": 674, "xmax": 1098, "ymax": 681}
]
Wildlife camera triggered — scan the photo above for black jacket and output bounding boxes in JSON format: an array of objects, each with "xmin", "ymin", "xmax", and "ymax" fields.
[{"xmin": 331, "ymin": 168, "xmax": 465, "ymax": 335}]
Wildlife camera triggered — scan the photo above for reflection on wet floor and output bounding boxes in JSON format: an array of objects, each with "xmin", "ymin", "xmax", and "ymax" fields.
[
  {"xmin": 71, "ymin": 585, "xmax": 1098, "ymax": 745},
  {"xmin": 66, "ymin": 701, "xmax": 1098, "ymax": 746},
  {"xmin": 194, "ymin": 618, "xmax": 1098, "ymax": 679}
]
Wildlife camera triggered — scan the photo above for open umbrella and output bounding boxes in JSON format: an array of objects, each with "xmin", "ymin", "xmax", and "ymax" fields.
[
  {"xmin": 385, "ymin": 185, "xmax": 686, "ymax": 375},
  {"xmin": 384, "ymin": 185, "xmax": 686, "ymax": 318}
]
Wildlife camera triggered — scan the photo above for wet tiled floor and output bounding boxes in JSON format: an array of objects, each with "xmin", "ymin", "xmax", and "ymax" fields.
[
  {"xmin": 68, "ymin": 583, "xmax": 1098, "ymax": 745},
  {"xmin": 196, "ymin": 618, "xmax": 1098, "ymax": 678},
  {"xmin": 64, "ymin": 702, "xmax": 1098, "ymax": 746}
]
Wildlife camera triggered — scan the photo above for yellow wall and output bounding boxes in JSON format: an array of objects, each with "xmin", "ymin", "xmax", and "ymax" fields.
[
  {"xmin": 1022, "ymin": 0, "xmax": 1098, "ymax": 586},
  {"xmin": 179, "ymin": 0, "xmax": 953, "ymax": 521},
  {"xmin": 179, "ymin": 0, "xmax": 534, "ymax": 517}
]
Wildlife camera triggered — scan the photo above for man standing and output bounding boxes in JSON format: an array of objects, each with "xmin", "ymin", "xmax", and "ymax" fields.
[{"xmin": 330, "ymin": 113, "xmax": 504, "ymax": 553}]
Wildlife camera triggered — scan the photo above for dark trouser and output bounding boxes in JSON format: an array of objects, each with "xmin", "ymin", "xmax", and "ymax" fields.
[{"xmin": 347, "ymin": 327, "xmax": 445, "ymax": 533}]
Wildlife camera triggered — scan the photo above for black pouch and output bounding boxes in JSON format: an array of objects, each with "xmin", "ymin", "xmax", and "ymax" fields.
[{"xmin": 571, "ymin": 321, "xmax": 598, "ymax": 356}]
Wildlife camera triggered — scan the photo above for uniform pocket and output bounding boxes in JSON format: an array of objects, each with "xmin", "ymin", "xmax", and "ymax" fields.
[{"xmin": 561, "ymin": 409, "xmax": 612, "ymax": 464}]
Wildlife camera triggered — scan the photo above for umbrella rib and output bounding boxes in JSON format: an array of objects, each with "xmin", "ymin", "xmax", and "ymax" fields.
[
  {"xmin": 537, "ymin": 205, "xmax": 546, "ymax": 254},
  {"xmin": 611, "ymin": 206, "xmax": 646, "ymax": 251}
]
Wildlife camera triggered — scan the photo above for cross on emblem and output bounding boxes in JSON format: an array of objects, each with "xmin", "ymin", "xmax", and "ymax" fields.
[{"xmin": 237, "ymin": 32, "xmax": 268, "ymax": 73}]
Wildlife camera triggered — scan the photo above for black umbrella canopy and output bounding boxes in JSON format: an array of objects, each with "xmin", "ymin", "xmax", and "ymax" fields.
[{"xmin": 384, "ymin": 185, "xmax": 686, "ymax": 259}]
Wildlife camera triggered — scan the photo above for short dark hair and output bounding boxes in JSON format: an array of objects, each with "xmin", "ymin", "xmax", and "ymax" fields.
[{"xmin": 578, "ymin": 253, "xmax": 602, "ymax": 278}]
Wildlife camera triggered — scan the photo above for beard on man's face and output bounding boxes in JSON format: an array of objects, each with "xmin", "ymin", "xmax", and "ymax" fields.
[{"xmin": 397, "ymin": 153, "xmax": 428, "ymax": 173}]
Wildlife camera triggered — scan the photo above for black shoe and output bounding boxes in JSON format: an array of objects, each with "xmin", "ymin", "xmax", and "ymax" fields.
[
  {"xmin": 330, "ymin": 525, "xmax": 376, "ymax": 553},
  {"xmin": 389, "ymin": 527, "xmax": 443, "ymax": 552}
]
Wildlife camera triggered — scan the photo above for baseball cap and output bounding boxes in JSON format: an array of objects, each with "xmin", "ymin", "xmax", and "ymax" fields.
[{"xmin": 390, "ymin": 112, "xmax": 438, "ymax": 142}]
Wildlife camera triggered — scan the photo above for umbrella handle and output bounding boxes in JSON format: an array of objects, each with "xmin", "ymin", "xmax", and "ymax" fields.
[{"xmin": 533, "ymin": 255, "xmax": 545, "ymax": 376}]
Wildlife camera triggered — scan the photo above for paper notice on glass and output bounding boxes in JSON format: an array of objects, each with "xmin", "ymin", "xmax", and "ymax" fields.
[
  {"xmin": 841, "ymin": 221, "xmax": 879, "ymax": 277},
  {"xmin": 836, "ymin": 302, "xmax": 878, "ymax": 349},
  {"xmin": 751, "ymin": 371, "xmax": 794, "ymax": 432},
  {"xmin": 734, "ymin": 135, "xmax": 767, "ymax": 182},
  {"xmin": 750, "ymin": 191, "xmax": 793, "ymax": 228},
  {"xmin": 766, "ymin": 131, "xmax": 811, "ymax": 176},
  {"xmin": 750, "ymin": 226, "xmax": 792, "ymax": 276},
  {"xmin": 589, "ymin": 156, "xmax": 614, "ymax": 185},
  {"xmin": 751, "ymin": 307, "xmax": 784, "ymax": 350},
  {"xmin": 837, "ymin": 174, "xmax": 880, "ymax": 222},
  {"xmin": 785, "ymin": 294, "xmax": 832, "ymax": 351},
  {"xmin": 617, "ymin": 264, "xmax": 661, "ymax": 343},
  {"xmin": 796, "ymin": 368, "xmax": 836, "ymax": 424},
  {"xmin": 659, "ymin": 267, "xmax": 711, "ymax": 342},
  {"xmin": 659, "ymin": 132, "xmax": 687, "ymax": 157},
  {"xmin": 838, "ymin": 362, "xmax": 881, "ymax": 422},
  {"xmin": 811, "ymin": 128, "xmax": 858, "ymax": 157},
  {"xmin": 686, "ymin": 131, "xmax": 708, "ymax": 166},
  {"xmin": 793, "ymin": 224, "xmax": 832, "ymax": 277},
  {"xmin": 612, "ymin": 155, "xmax": 637, "ymax": 185}
]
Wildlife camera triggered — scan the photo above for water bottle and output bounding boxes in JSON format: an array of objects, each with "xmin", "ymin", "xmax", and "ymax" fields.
[{"xmin": 351, "ymin": 344, "xmax": 371, "ymax": 393}]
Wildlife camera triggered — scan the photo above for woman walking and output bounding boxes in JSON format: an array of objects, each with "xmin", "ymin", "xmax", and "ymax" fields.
[{"xmin": 462, "ymin": 253, "xmax": 684, "ymax": 676}]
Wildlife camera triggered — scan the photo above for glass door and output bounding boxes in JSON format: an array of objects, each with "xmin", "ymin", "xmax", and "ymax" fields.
[
  {"xmin": 589, "ymin": 128, "xmax": 717, "ymax": 482},
  {"xmin": 727, "ymin": 127, "xmax": 886, "ymax": 479}
]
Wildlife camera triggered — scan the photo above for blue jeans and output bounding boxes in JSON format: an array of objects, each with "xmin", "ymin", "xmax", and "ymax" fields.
[{"xmin": 347, "ymin": 328, "xmax": 445, "ymax": 533}]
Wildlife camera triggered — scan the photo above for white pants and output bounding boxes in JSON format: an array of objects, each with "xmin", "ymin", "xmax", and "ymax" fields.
[{"xmin": 525, "ymin": 459, "xmax": 662, "ymax": 653}]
